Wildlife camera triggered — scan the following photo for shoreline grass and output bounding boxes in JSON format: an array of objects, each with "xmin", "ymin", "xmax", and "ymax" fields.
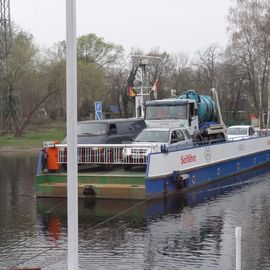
[{"xmin": 0, "ymin": 125, "xmax": 65, "ymax": 151}]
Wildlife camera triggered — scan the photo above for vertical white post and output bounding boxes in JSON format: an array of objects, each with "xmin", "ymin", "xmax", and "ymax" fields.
[
  {"xmin": 66, "ymin": 0, "xmax": 78, "ymax": 269},
  {"xmin": 140, "ymin": 66, "xmax": 144, "ymax": 118},
  {"xmin": 235, "ymin": 227, "xmax": 241, "ymax": 270},
  {"xmin": 267, "ymin": 69, "xmax": 270, "ymax": 129},
  {"xmin": 0, "ymin": 95, "xmax": 3, "ymax": 130}
]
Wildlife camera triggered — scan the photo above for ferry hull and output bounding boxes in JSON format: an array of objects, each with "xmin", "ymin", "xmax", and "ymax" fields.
[
  {"xmin": 145, "ymin": 150, "xmax": 270, "ymax": 198},
  {"xmin": 145, "ymin": 136, "xmax": 270, "ymax": 198},
  {"xmin": 36, "ymin": 136, "xmax": 270, "ymax": 199},
  {"xmin": 36, "ymin": 170, "xmax": 146, "ymax": 200}
]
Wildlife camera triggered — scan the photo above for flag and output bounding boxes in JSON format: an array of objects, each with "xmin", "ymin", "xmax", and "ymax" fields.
[
  {"xmin": 152, "ymin": 79, "xmax": 158, "ymax": 99},
  {"xmin": 128, "ymin": 85, "xmax": 136, "ymax": 97}
]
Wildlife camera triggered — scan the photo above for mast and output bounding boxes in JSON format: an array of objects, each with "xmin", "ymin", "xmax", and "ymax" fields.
[{"xmin": 131, "ymin": 55, "xmax": 161, "ymax": 118}]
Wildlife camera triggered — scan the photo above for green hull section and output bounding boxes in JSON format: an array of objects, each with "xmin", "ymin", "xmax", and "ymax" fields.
[{"xmin": 36, "ymin": 168, "xmax": 146, "ymax": 200}]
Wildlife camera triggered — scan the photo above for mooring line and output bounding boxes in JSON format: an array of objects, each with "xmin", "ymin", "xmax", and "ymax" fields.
[
  {"xmin": 0, "ymin": 199, "xmax": 67, "ymax": 256},
  {"xmin": 43, "ymin": 199, "xmax": 67, "ymax": 214},
  {"xmin": 41, "ymin": 186, "xmax": 174, "ymax": 269},
  {"xmin": 81, "ymin": 198, "xmax": 150, "ymax": 236},
  {"xmin": 8, "ymin": 183, "xmax": 176, "ymax": 269},
  {"xmin": 7, "ymin": 241, "xmax": 64, "ymax": 270}
]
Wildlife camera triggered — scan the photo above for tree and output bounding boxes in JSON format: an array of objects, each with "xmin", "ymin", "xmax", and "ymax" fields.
[
  {"xmin": 228, "ymin": 0, "xmax": 270, "ymax": 127},
  {"xmin": 137, "ymin": 48, "xmax": 173, "ymax": 99},
  {"xmin": 76, "ymin": 34, "xmax": 125, "ymax": 119},
  {"xmin": 217, "ymin": 46, "xmax": 249, "ymax": 124},
  {"xmin": 48, "ymin": 35, "xmax": 121, "ymax": 120},
  {"xmin": 77, "ymin": 61, "xmax": 107, "ymax": 120},
  {"xmin": 193, "ymin": 44, "xmax": 221, "ymax": 93},
  {"xmin": 107, "ymin": 64, "xmax": 132, "ymax": 118},
  {"xmin": 77, "ymin": 33, "xmax": 124, "ymax": 69},
  {"xmin": 41, "ymin": 59, "xmax": 66, "ymax": 121},
  {"xmin": 168, "ymin": 52, "xmax": 192, "ymax": 93},
  {"xmin": 1, "ymin": 30, "xmax": 59, "ymax": 136}
]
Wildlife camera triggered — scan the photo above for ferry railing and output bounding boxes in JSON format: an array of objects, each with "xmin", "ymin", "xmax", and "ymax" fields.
[{"xmin": 56, "ymin": 144, "xmax": 154, "ymax": 165}]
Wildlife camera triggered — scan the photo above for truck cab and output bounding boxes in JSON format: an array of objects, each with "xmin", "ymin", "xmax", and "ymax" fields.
[
  {"xmin": 144, "ymin": 89, "xmax": 226, "ymax": 143},
  {"xmin": 144, "ymin": 99, "xmax": 199, "ymax": 135}
]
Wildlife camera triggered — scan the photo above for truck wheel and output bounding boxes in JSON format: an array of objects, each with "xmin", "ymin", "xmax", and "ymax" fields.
[{"xmin": 123, "ymin": 164, "xmax": 133, "ymax": 171}]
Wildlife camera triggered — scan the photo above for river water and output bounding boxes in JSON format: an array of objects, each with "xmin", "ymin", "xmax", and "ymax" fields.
[{"xmin": 1, "ymin": 154, "xmax": 270, "ymax": 270}]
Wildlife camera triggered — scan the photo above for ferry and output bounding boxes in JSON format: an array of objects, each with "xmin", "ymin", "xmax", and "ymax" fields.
[
  {"xmin": 36, "ymin": 134, "xmax": 270, "ymax": 200},
  {"xmin": 36, "ymin": 86, "xmax": 270, "ymax": 200}
]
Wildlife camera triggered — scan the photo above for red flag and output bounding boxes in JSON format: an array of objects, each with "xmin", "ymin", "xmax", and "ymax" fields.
[
  {"xmin": 128, "ymin": 85, "xmax": 136, "ymax": 97},
  {"xmin": 152, "ymin": 80, "xmax": 158, "ymax": 99}
]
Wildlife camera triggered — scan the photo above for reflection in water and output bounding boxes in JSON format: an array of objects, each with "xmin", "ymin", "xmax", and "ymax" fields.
[
  {"xmin": 0, "ymin": 154, "xmax": 38, "ymax": 267},
  {"xmin": 1, "ymin": 154, "xmax": 270, "ymax": 269},
  {"xmin": 47, "ymin": 216, "xmax": 61, "ymax": 241}
]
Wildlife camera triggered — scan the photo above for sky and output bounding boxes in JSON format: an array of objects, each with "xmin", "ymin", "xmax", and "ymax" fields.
[{"xmin": 10, "ymin": 0, "xmax": 233, "ymax": 55}]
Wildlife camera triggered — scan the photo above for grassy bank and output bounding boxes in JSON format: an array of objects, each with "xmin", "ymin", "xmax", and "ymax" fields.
[{"xmin": 0, "ymin": 124, "xmax": 65, "ymax": 153}]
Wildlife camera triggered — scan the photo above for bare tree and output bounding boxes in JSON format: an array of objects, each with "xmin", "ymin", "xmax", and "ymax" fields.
[
  {"xmin": 228, "ymin": 0, "xmax": 270, "ymax": 127},
  {"xmin": 145, "ymin": 48, "xmax": 173, "ymax": 99},
  {"xmin": 217, "ymin": 46, "xmax": 249, "ymax": 124},
  {"xmin": 193, "ymin": 44, "xmax": 221, "ymax": 93},
  {"xmin": 0, "ymin": 30, "xmax": 61, "ymax": 136},
  {"xmin": 169, "ymin": 52, "xmax": 192, "ymax": 93}
]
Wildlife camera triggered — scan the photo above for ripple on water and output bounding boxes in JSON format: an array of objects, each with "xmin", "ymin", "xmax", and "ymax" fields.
[{"xmin": 1, "ymin": 156, "xmax": 270, "ymax": 269}]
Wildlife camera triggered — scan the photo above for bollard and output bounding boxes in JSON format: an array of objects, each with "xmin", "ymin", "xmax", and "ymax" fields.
[{"xmin": 235, "ymin": 227, "xmax": 242, "ymax": 270}]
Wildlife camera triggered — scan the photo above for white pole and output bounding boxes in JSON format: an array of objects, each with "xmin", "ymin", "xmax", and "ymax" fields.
[
  {"xmin": 66, "ymin": 0, "xmax": 78, "ymax": 269},
  {"xmin": 135, "ymin": 96, "xmax": 138, "ymax": 118},
  {"xmin": 267, "ymin": 69, "xmax": 270, "ymax": 129},
  {"xmin": 140, "ymin": 66, "xmax": 144, "ymax": 118},
  {"xmin": 235, "ymin": 227, "xmax": 241, "ymax": 270}
]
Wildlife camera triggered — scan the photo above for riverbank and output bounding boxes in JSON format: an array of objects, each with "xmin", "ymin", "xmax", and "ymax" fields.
[
  {"xmin": 0, "ymin": 124, "xmax": 65, "ymax": 154},
  {"xmin": 0, "ymin": 145, "xmax": 41, "ymax": 154}
]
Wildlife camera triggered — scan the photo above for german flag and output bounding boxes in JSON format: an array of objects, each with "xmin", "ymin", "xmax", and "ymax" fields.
[{"xmin": 128, "ymin": 85, "xmax": 136, "ymax": 97}]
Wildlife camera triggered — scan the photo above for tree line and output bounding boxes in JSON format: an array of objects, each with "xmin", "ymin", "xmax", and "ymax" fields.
[{"xmin": 0, "ymin": 0, "xmax": 270, "ymax": 136}]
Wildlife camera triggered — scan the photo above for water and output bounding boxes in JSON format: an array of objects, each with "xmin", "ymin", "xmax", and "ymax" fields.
[{"xmin": 1, "ymin": 154, "xmax": 270, "ymax": 269}]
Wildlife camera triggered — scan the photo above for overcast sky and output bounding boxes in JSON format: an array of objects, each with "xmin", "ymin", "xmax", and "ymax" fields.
[{"xmin": 10, "ymin": 0, "xmax": 233, "ymax": 55}]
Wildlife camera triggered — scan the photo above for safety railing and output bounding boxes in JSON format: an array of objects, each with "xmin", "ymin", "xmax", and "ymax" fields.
[{"xmin": 57, "ymin": 144, "xmax": 155, "ymax": 165}]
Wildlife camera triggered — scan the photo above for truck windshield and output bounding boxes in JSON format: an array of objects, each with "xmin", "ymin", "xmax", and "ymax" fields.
[
  {"xmin": 78, "ymin": 123, "xmax": 107, "ymax": 135},
  {"xmin": 145, "ymin": 104, "xmax": 187, "ymax": 120}
]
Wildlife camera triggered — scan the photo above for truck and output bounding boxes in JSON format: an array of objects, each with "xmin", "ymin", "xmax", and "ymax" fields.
[{"xmin": 144, "ymin": 89, "xmax": 226, "ymax": 144}]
